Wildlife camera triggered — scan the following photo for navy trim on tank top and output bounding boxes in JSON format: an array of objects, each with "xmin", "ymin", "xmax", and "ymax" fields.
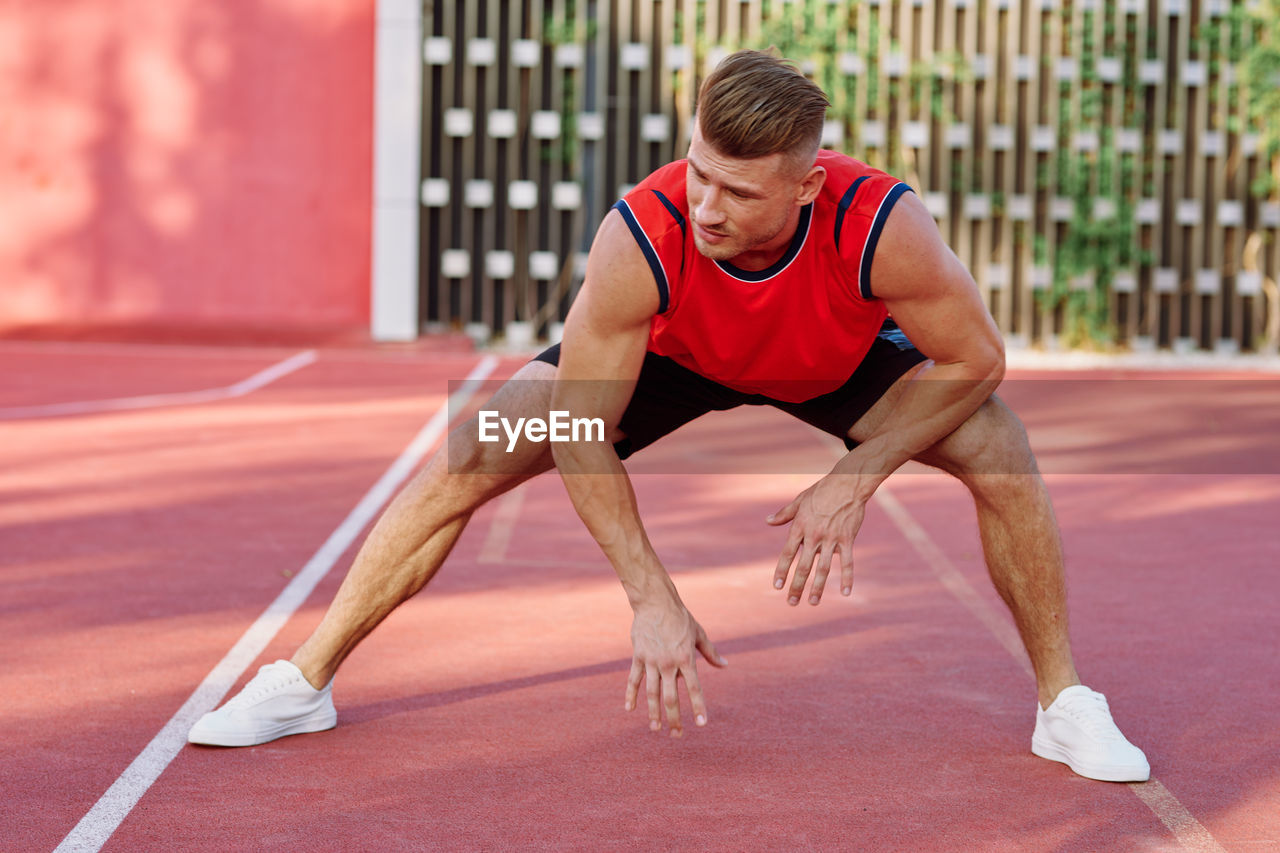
[
  {"xmin": 833, "ymin": 176, "xmax": 870, "ymax": 252},
  {"xmin": 651, "ymin": 189, "xmax": 686, "ymax": 239},
  {"xmin": 651, "ymin": 189, "xmax": 687, "ymax": 276},
  {"xmin": 859, "ymin": 183, "xmax": 913, "ymax": 300},
  {"xmin": 613, "ymin": 199, "xmax": 670, "ymax": 314}
]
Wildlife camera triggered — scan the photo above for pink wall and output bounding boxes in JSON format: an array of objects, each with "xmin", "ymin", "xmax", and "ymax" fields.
[{"xmin": 0, "ymin": 0, "xmax": 375, "ymax": 335}]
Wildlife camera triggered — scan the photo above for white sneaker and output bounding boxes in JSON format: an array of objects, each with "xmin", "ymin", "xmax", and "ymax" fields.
[
  {"xmin": 188, "ymin": 660, "xmax": 336, "ymax": 747},
  {"xmin": 1031, "ymin": 685, "xmax": 1150, "ymax": 782}
]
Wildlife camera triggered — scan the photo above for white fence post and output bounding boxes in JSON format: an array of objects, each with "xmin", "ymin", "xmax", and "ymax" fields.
[{"xmin": 371, "ymin": 0, "xmax": 422, "ymax": 342}]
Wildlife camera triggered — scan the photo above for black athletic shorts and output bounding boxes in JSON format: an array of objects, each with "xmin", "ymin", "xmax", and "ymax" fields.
[{"xmin": 532, "ymin": 320, "xmax": 928, "ymax": 460}]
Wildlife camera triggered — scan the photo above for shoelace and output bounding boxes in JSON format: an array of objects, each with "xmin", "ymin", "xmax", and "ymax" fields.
[
  {"xmin": 226, "ymin": 664, "xmax": 299, "ymax": 709},
  {"xmin": 1055, "ymin": 691, "xmax": 1123, "ymax": 742}
]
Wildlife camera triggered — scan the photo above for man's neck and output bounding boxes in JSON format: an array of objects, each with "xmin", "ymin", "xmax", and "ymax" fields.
[{"xmin": 724, "ymin": 205, "xmax": 803, "ymax": 271}]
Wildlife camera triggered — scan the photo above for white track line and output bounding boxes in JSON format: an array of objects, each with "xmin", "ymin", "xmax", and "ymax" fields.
[
  {"xmin": 872, "ymin": 480, "xmax": 1224, "ymax": 852},
  {"xmin": 1127, "ymin": 781, "xmax": 1229, "ymax": 852},
  {"xmin": 874, "ymin": 485, "xmax": 1033, "ymax": 677},
  {"xmin": 0, "ymin": 339, "xmax": 304, "ymax": 359},
  {"xmin": 0, "ymin": 350, "xmax": 318, "ymax": 420},
  {"xmin": 54, "ymin": 354, "xmax": 500, "ymax": 853}
]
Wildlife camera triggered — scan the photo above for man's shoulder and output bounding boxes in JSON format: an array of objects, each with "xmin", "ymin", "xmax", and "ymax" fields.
[
  {"xmin": 816, "ymin": 150, "xmax": 902, "ymax": 195},
  {"xmin": 630, "ymin": 159, "xmax": 688, "ymax": 200},
  {"xmin": 615, "ymin": 161, "xmax": 690, "ymax": 242}
]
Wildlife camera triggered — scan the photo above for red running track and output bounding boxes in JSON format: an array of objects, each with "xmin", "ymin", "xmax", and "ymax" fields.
[{"xmin": 1, "ymin": 340, "xmax": 1277, "ymax": 851}]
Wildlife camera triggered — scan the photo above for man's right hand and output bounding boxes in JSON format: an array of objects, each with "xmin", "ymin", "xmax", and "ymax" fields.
[{"xmin": 625, "ymin": 599, "xmax": 727, "ymax": 737}]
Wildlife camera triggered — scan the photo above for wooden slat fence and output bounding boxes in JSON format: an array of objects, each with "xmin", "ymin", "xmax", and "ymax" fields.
[{"xmin": 420, "ymin": 0, "xmax": 1280, "ymax": 352}]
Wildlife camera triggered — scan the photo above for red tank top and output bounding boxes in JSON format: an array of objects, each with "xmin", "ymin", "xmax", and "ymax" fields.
[{"xmin": 613, "ymin": 150, "xmax": 912, "ymax": 403}]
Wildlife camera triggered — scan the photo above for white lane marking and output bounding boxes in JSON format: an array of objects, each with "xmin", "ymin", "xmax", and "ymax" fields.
[
  {"xmin": 477, "ymin": 485, "xmax": 527, "ymax": 563},
  {"xmin": 872, "ymin": 479, "xmax": 1223, "ymax": 852},
  {"xmin": 53, "ymin": 355, "xmax": 500, "ymax": 853},
  {"xmin": 0, "ymin": 340, "xmax": 299, "ymax": 359},
  {"xmin": 0, "ymin": 350, "xmax": 319, "ymax": 420},
  {"xmin": 1127, "ymin": 781, "xmax": 1229, "ymax": 853},
  {"xmin": 873, "ymin": 485, "xmax": 1033, "ymax": 676}
]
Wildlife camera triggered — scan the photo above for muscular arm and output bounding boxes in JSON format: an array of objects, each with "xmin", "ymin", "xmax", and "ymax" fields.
[
  {"xmin": 551, "ymin": 210, "xmax": 666, "ymax": 603},
  {"xmin": 770, "ymin": 191, "xmax": 1004, "ymax": 602},
  {"xmin": 552, "ymin": 210, "xmax": 725, "ymax": 735},
  {"xmin": 833, "ymin": 191, "xmax": 1005, "ymax": 483}
]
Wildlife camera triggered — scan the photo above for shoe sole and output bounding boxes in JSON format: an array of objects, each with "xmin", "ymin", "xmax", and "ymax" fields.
[
  {"xmin": 1031, "ymin": 735, "xmax": 1150, "ymax": 783},
  {"xmin": 188, "ymin": 709, "xmax": 338, "ymax": 748}
]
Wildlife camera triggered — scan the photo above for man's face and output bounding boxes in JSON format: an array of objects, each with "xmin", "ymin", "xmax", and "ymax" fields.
[{"xmin": 685, "ymin": 124, "xmax": 807, "ymax": 263}]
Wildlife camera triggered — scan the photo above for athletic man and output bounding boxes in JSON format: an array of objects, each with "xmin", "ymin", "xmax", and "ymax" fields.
[{"xmin": 190, "ymin": 50, "xmax": 1150, "ymax": 783}]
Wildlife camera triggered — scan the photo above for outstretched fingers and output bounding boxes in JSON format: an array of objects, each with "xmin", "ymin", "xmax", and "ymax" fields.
[
  {"xmin": 840, "ymin": 537, "xmax": 856, "ymax": 596},
  {"xmin": 696, "ymin": 625, "xmax": 728, "ymax": 668},
  {"xmin": 766, "ymin": 498, "xmax": 799, "ymax": 527},
  {"xmin": 786, "ymin": 540, "xmax": 818, "ymax": 605},
  {"xmin": 773, "ymin": 528, "xmax": 802, "ymax": 592},
  {"xmin": 644, "ymin": 663, "xmax": 663, "ymax": 731},
  {"xmin": 810, "ymin": 542, "xmax": 856, "ymax": 602},
  {"xmin": 624, "ymin": 657, "xmax": 643, "ymax": 712},
  {"xmin": 809, "ymin": 546, "xmax": 836, "ymax": 604},
  {"xmin": 662, "ymin": 667, "xmax": 683, "ymax": 736},
  {"xmin": 623, "ymin": 659, "xmax": 675, "ymax": 733},
  {"xmin": 682, "ymin": 664, "xmax": 707, "ymax": 729},
  {"xmin": 775, "ymin": 538, "xmax": 857, "ymax": 605},
  {"xmin": 685, "ymin": 625, "xmax": 726, "ymax": 730},
  {"xmin": 627, "ymin": 648, "xmax": 723, "ymax": 735},
  {"xmin": 627, "ymin": 608, "xmax": 725, "ymax": 736}
]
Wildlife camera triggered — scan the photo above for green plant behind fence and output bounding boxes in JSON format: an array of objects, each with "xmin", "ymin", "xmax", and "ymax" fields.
[{"xmin": 422, "ymin": 0, "xmax": 1280, "ymax": 351}]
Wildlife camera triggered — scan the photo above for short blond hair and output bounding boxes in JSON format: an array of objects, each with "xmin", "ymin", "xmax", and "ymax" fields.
[{"xmin": 696, "ymin": 49, "xmax": 829, "ymax": 171}]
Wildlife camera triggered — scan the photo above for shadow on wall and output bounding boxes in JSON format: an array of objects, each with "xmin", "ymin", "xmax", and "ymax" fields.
[{"xmin": 0, "ymin": 0, "xmax": 374, "ymax": 334}]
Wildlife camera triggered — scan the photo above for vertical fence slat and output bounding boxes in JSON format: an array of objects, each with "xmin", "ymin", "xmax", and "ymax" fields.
[
  {"xmin": 1207, "ymin": 1, "xmax": 1228, "ymax": 349},
  {"xmin": 1134, "ymin": 0, "xmax": 1155, "ymax": 345},
  {"xmin": 420, "ymin": 0, "xmax": 1278, "ymax": 352},
  {"xmin": 1186, "ymin": 0, "xmax": 1206, "ymax": 347},
  {"xmin": 1042, "ymin": 0, "xmax": 1062, "ymax": 342},
  {"xmin": 1015, "ymin": 0, "xmax": 1036, "ymax": 340}
]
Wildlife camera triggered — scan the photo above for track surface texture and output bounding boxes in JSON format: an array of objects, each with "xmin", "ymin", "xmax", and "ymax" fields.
[{"xmin": 1, "ymin": 339, "xmax": 1277, "ymax": 852}]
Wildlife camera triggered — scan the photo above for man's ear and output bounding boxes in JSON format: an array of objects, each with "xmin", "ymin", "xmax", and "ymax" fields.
[{"xmin": 796, "ymin": 165, "xmax": 826, "ymax": 205}]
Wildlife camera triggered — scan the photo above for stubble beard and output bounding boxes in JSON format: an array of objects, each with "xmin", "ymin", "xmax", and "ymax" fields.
[
  {"xmin": 692, "ymin": 232, "xmax": 741, "ymax": 261},
  {"xmin": 692, "ymin": 208, "xmax": 792, "ymax": 263}
]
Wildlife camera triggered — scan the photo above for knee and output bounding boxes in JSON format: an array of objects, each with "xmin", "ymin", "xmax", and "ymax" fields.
[{"xmin": 924, "ymin": 396, "xmax": 1040, "ymax": 484}]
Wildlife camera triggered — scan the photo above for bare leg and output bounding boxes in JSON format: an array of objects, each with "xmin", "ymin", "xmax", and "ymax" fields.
[
  {"xmin": 851, "ymin": 376, "xmax": 1080, "ymax": 709},
  {"xmin": 913, "ymin": 398, "xmax": 1081, "ymax": 709},
  {"xmin": 292, "ymin": 362, "xmax": 559, "ymax": 688}
]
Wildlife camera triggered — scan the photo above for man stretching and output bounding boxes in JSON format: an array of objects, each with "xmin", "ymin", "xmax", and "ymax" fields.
[{"xmin": 190, "ymin": 50, "xmax": 1149, "ymax": 783}]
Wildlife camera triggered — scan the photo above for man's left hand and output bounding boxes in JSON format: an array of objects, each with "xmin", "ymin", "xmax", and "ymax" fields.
[{"xmin": 766, "ymin": 475, "xmax": 868, "ymax": 605}]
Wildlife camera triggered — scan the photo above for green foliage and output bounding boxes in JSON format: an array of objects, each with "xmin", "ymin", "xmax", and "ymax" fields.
[
  {"xmin": 1239, "ymin": 0, "xmax": 1280, "ymax": 196},
  {"xmin": 752, "ymin": 0, "xmax": 964, "ymax": 176},
  {"xmin": 1034, "ymin": 6, "xmax": 1138, "ymax": 348},
  {"xmin": 535, "ymin": 0, "xmax": 1280, "ymax": 349},
  {"xmin": 540, "ymin": 0, "xmax": 594, "ymax": 172},
  {"xmin": 1195, "ymin": 0, "xmax": 1280, "ymax": 195},
  {"xmin": 755, "ymin": 2, "xmax": 844, "ymax": 115},
  {"xmin": 1043, "ymin": 169, "xmax": 1132, "ymax": 347}
]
